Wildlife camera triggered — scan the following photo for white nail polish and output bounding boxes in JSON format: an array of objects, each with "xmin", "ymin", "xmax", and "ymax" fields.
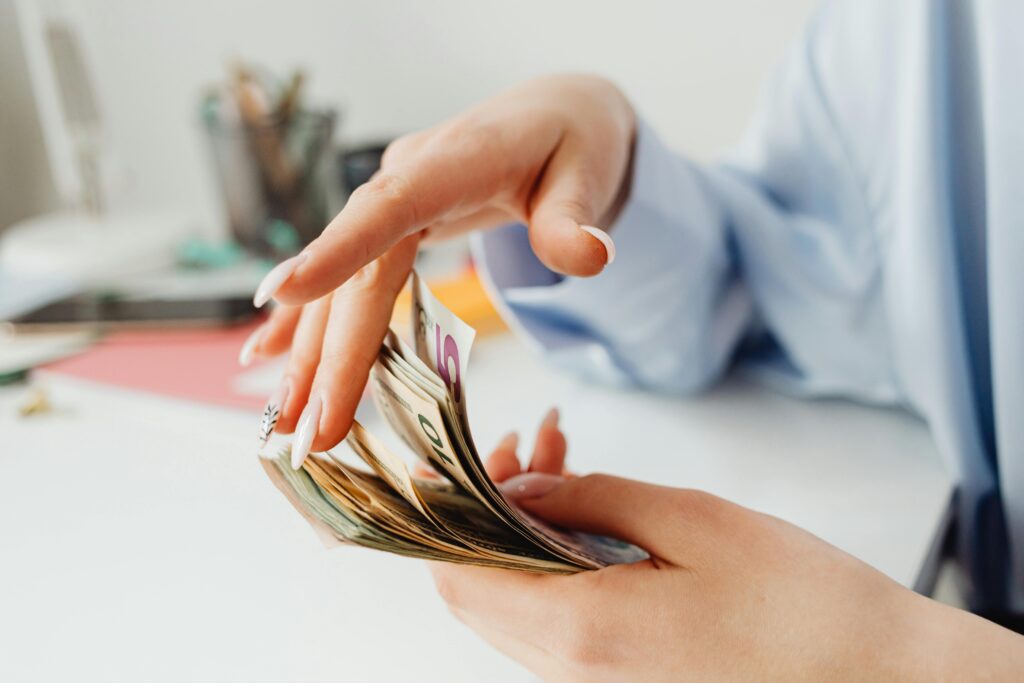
[
  {"xmin": 580, "ymin": 225, "xmax": 616, "ymax": 265},
  {"xmin": 291, "ymin": 394, "xmax": 322, "ymax": 469},
  {"xmin": 258, "ymin": 380, "xmax": 290, "ymax": 446},
  {"xmin": 253, "ymin": 254, "xmax": 307, "ymax": 308},
  {"xmin": 497, "ymin": 432, "xmax": 519, "ymax": 451},
  {"xmin": 498, "ymin": 472, "xmax": 566, "ymax": 501},
  {"xmin": 238, "ymin": 325, "xmax": 266, "ymax": 367},
  {"xmin": 541, "ymin": 406, "xmax": 560, "ymax": 429}
]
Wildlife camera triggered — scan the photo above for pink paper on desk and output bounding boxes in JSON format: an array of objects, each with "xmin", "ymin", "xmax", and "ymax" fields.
[{"xmin": 42, "ymin": 324, "xmax": 267, "ymax": 410}]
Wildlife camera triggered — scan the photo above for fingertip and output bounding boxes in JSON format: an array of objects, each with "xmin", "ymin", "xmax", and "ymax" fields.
[
  {"xmin": 309, "ymin": 396, "xmax": 357, "ymax": 454},
  {"xmin": 497, "ymin": 431, "xmax": 519, "ymax": 452},
  {"xmin": 413, "ymin": 462, "xmax": 440, "ymax": 480},
  {"xmin": 238, "ymin": 324, "xmax": 265, "ymax": 366},
  {"xmin": 528, "ymin": 215, "xmax": 609, "ymax": 277},
  {"xmin": 540, "ymin": 406, "xmax": 559, "ymax": 431},
  {"xmin": 254, "ymin": 254, "xmax": 307, "ymax": 308},
  {"xmin": 579, "ymin": 225, "xmax": 615, "ymax": 265},
  {"xmin": 486, "ymin": 431, "xmax": 523, "ymax": 482},
  {"xmin": 530, "ymin": 409, "xmax": 567, "ymax": 475}
]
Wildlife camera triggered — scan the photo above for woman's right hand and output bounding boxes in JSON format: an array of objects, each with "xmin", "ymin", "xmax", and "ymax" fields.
[{"xmin": 244, "ymin": 74, "xmax": 637, "ymax": 465}]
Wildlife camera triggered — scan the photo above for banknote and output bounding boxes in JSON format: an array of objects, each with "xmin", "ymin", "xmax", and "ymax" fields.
[{"xmin": 260, "ymin": 271, "xmax": 647, "ymax": 573}]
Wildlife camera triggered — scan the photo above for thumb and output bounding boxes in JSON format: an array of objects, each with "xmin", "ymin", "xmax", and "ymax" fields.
[
  {"xmin": 504, "ymin": 473, "xmax": 715, "ymax": 561},
  {"xmin": 526, "ymin": 145, "xmax": 617, "ymax": 277}
]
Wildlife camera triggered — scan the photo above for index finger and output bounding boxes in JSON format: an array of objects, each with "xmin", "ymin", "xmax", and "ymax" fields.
[{"xmin": 270, "ymin": 120, "xmax": 561, "ymax": 306}]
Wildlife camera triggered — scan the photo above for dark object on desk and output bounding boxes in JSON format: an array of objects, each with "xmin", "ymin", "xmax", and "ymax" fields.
[
  {"xmin": 8, "ymin": 294, "xmax": 257, "ymax": 332},
  {"xmin": 340, "ymin": 141, "xmax": 388, "ymax": 193},
  {"xmin": 202, "ymin": 65, "xmax": 338, "ymax": 258}
]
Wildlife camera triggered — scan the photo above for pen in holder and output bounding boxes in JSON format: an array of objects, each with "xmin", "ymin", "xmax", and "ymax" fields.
[{"xmin": 202, "ymin": 83, "xmax": 337, "ymax": 258}]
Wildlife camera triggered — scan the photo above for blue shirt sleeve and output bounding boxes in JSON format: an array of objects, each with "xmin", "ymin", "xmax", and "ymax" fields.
[
  {"xmin": 473, "ymin": 119, "xmax": 752, "ymax": 393},
  {"xmin": 474, "ymin": 5, "xmax": 899, "ymax": 402}
]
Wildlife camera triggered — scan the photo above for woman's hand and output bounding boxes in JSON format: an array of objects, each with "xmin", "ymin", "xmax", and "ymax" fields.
[
  {"xmin": 432, "ymin": 415, "xmax": 1024, "ymax": 682},
  {"xmin": 241, "ymin": 75, "xmax": 636, "ymax": 465}
]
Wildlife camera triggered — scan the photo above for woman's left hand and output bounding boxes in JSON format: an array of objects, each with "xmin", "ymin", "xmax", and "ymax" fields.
[{"xmin": 430, "ymin": 412, "xmax": 1024, "ymax": 682}]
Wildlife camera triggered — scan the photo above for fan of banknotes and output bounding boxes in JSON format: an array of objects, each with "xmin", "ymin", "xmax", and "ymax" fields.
[{"xmin": 260, "ymin": 272, "xmax": 646, "ymax": 573}]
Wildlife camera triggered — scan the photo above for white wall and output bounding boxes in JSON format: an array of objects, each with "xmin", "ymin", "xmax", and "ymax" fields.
[
  {"xmin": 9, "ymin": 0, "xmax": 817, "ymax": 236},
  {"xmin": 0, "ymin": 0, "xmax": 58, "ymax": 231}
]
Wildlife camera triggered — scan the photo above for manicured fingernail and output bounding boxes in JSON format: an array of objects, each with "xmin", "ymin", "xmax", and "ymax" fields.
[
  {"xmin": 580, "ymin": 225, "xmax": 615, "ymax": 265},
  {"xmin": 496, "ymin": 431, "xmax": 519, "ymax": 451},
  {"xmin": 499, "ymin": 472, "xmax": 566, "ymax": 501},
  {"xmin": 258, "ymin": 380, "xmax": 289, "ymax": 446},
  {"xmin": 541, "ymin": 407, "xmax": 559, "ymax": 430},
  {"xmin": 238, "ymin": 324, "xmax": 266, "ymax": 366},
  {"xmin": 254, "ymin": 254, "xmax": 307, "ymax": 308},
  {"xmin": 291, "ymin": 393, "xmax": 322, "ymax": 469}
]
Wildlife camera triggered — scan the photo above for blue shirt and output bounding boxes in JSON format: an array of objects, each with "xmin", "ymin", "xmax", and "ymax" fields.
[{"xmin": 474, "ymin": 0, "xmax": 1024, "ymax": 611}]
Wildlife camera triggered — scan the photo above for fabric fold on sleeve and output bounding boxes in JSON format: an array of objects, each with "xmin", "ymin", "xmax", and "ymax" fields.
[{"xmin": 472, "ymin": 120, "xmax": 752, "ymax": 393}]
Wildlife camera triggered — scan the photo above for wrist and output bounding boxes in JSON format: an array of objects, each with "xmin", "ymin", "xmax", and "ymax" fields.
[{"xmin": 890, "ymin": 589, "xmax": 1024, "ymax": 681}]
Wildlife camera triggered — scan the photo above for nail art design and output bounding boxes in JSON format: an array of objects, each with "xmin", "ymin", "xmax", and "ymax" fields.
[
  {"xmin": 258, "ymin": 405, "xmax": 280, "ymax": 447},
  {"xmin": 580, "ymin": 225, "xmax": 616, "ymax": 265},
  {"xmin": 258, "ymin": 381, "xmax": 290, "ymax": 447},
  {"xmin": 253, "ymin": 254, "xmax": 307, "ymax": 308}
]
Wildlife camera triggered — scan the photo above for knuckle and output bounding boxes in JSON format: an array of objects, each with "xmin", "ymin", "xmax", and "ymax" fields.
[
  {"xmin": 319, "ymin": 341, "xmax": 377, "ymax": 380},
  {"xmin": 558, "ymin": 611, "xmax": 608, "ymax": 668},
  {"xmin": 436, "ymin": 121, "xmax": 509, "ymax": 174},
  {"xmin": 285, "ymin": 349, "xmax": 320, "ymax": 378},
  {"xmin": 573, "ymin": 473, "xmax": 616, "ymax": 498},
  {"xmin": 672, "ymin": 489, "xmax": 731, "ymax": 527},
  {"xmin": 344, "ymin": 257, "xmax": 386, "ymax": 292},
  {"xmin": 436, "ymin": 119, "xmax": 492, "ymax": 150},
  {"xmin": 356, "ymin": 171, "xmax": 418, "ymax": 225},
  {"xmin": 381, "ymin": 134, "xmax": 417, "ymax": 168},
  {"xmin": 553, "ymin": 195, "xmax": 592, "ymax": 221}
]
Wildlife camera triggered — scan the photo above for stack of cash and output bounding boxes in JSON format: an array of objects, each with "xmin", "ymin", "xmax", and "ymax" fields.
[{"xmin": 261, "ymin": 272, "xmax": 645, "ymax": 572}]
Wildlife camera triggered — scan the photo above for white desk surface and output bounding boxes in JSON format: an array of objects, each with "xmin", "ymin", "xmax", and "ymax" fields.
[{"xmin": 0, "ymin": 333, "xmax": 953, "ymax": 682}]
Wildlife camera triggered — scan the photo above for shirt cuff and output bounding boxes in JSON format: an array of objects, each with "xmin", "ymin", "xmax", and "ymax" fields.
[{"xmin": 472, "ymin": 119, "xmax": 746, "ymax": 390}]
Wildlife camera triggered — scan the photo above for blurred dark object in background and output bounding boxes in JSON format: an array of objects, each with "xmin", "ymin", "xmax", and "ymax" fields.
[
  {"xmin": 202, "ymin": 66, "xmax": 338, "ymax": 259},
  {"xmin": 8, "ymin": 293, "xmax": 256, "ymax": 332},
  {"xmin": 339, "ymin": 141, "xmax": 388, "ymax": 194}
]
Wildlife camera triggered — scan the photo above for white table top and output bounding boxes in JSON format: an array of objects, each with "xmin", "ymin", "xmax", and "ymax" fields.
[{"xmin": 0, "ymin": 333, "xmax": 953, "ymax": 682}]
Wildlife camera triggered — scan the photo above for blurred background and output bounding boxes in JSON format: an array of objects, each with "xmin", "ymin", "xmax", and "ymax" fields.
[
  {"xmin": 1, "ymin": 0, "xmax": 815, "ymax": 239},
  {"xmin": 0, "ymin": 0, "xmax": 816, "ymax": 395}
]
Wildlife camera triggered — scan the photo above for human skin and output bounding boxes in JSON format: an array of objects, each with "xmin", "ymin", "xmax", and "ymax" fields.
[
  {"xmin": 244, "ymin": 74, "xmax": 1024, "ymax": 678},
  {"xmin": 435, "ymin": 412, "xmax": 1024, "ymax": 681},
  {"xmin": 242, "ymin": 74, "xmax": 632, "ymax": 460}
]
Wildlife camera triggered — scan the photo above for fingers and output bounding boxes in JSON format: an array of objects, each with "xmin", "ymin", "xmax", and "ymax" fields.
[
  {"xmin": 515, "ymin": 474, "xmax": 729, "ymax": 562},
  {"xmin": 485, "ymin": 432, "xmax": 522, "ymax": 483},
  {"xmin": 295, "ymin": 234, "xmax": 420, "ymax": 463},
  {"xmin": 485, "ymin": 406, "xmax": 567, "ymax": 484},
  {"xmin": 252, "ymin": 76, "xmax": 636, "ymax": 308},
  {"xmin": 526, "ymin": 146, "xmax": 612, "ymax": 276},
  {"xmin": 528, "ymin": 407, "xmax": 566, "ymax": 475},
  {"xmin": 270, "ymin": 295, "xmax": 332, "ymax": 436},
  {"xmin": 238, "ymin": 306, "xmax": 302, "ymax": 366},
  {"xmin": 420, "ymin": 205, "xmax": 516, "ymax": 245},
  {"xmin": 266, "ymin": 119, "xmax": 559, "ymax": 306},
  {"xmin": 412, "ymin": 462, "xmax": 441, "ymax": 480},
  {"xmin": 379, "ymin": 128, "xmax": 434, "ymax": 169}
]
